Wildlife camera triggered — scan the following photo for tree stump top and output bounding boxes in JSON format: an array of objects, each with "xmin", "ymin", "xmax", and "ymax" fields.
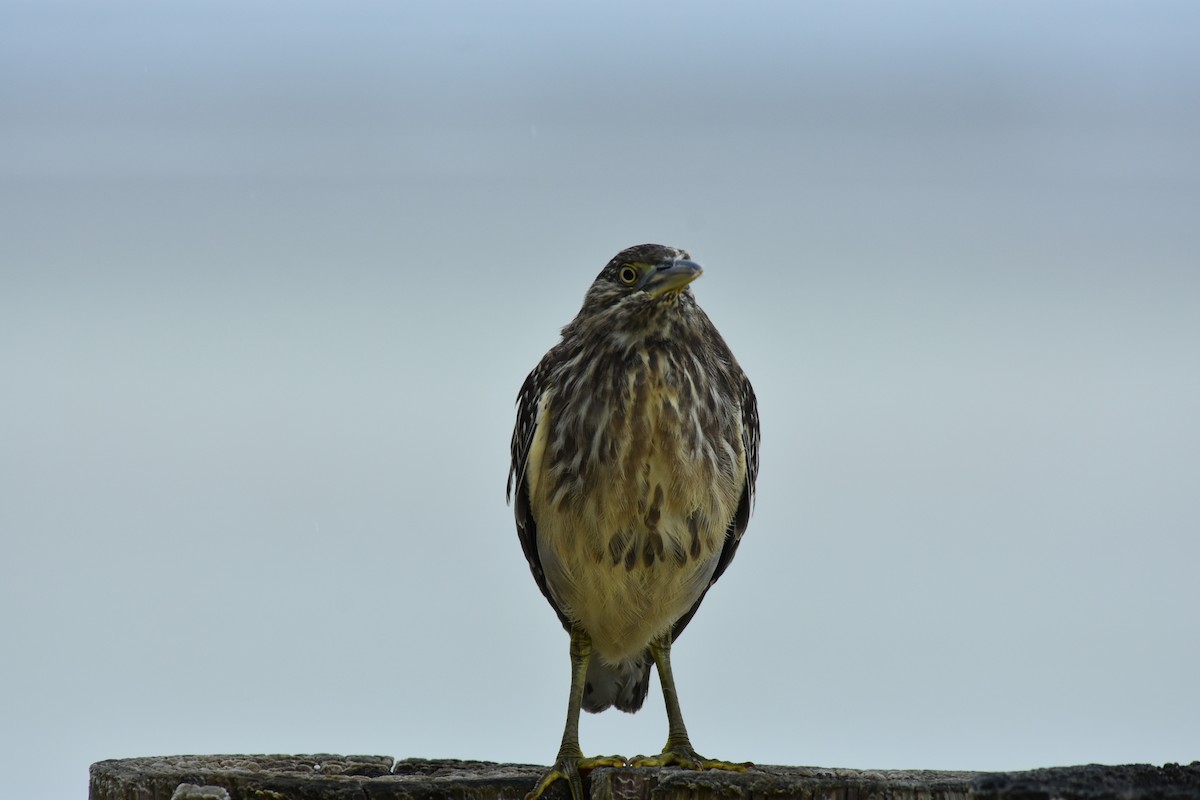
[{"xmin": 88, "ymin": 755, "xmax": 1200, "ymax": 800}]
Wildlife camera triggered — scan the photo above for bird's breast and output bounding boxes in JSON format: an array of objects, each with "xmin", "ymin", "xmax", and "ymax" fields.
[{"xmin": 528, "ymin": 343, "xmax": 746, "ymax": 661}]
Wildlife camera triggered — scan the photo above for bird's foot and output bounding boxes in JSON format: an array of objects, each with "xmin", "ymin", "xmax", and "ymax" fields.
[
  {"xmin": 525, "ymin": 754, "xmax": 627, "ymax": 800},
  {"xmin": 631, "ymin": 742, "xmax": 751, "ymax": 772}
]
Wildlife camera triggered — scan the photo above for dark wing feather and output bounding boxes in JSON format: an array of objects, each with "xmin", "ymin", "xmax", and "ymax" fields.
[
  {"xmin": 671, "ymin": 371, "xmax": 759, "ymax": 641},
  {"xmin": 507, "ymin": 361, "xmax": 572, "ymax": 630}
]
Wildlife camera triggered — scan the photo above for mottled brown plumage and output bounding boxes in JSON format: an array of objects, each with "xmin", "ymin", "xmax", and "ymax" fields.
[{"xmin": 508, "ymin": 244, "xmax": 759, "ymax": 800}]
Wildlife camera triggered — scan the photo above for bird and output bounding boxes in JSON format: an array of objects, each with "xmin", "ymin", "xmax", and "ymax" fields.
[{"xmin": 507, "ymin": 243, "xmax": 760, "ymax": 800}]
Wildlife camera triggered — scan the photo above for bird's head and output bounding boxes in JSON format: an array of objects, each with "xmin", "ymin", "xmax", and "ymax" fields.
[{"xmin": 582, "ymin": 244, "xmax": 703, "ymax": 313}]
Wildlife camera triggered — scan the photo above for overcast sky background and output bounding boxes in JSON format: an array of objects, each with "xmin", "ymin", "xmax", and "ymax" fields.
[{"xmin": 2, "ymin": 2, "xmax": 1199, "ymax": 799}]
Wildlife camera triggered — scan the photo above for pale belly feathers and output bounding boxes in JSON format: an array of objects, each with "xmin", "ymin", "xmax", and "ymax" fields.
[{"xmin": 525, "ymin": 350, "xmax": 745, "ymax": 664}]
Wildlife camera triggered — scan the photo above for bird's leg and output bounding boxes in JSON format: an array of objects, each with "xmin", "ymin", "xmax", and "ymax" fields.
[
  {"xmin": 525, "ymin": 627, "xmax": 626, "ymax": 800},
  {"xmin": 630, "ymin": 634, "xmax": 751, "ymax": 772}
]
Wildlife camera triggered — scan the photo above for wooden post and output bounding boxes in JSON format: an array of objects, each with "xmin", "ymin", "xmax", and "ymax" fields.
[{"xmin": 88, "ymin": 755, "xmax": 1200, "ymax": 800}]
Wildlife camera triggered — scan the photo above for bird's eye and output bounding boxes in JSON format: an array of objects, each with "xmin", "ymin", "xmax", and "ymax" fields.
[{"xmin": 618, "ymin": 266, "xmax": 639, "ymax": 286}]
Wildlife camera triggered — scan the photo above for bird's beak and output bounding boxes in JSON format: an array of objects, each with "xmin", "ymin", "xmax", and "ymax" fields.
[{"xmin": 644, "ymin": 259, "xmax": 703, "ymax": 297}]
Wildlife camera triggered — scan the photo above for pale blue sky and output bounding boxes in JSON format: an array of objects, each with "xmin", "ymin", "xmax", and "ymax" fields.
[{"xmin": 2, "ymin": 3, "xmax": 1198, "ymax": 799}]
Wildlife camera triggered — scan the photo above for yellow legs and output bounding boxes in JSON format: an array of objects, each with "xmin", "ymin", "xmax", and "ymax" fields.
[
  {"xmin": 630, "ymin": 635, "xmax": 751, "ymax": 773},
  {"xmin": 525, "ymin": 627, "xmax": 625, "ymax": 800},
  {"xmin": 526, "ymin": 631, "xmax": 748, "ymax": 800}
]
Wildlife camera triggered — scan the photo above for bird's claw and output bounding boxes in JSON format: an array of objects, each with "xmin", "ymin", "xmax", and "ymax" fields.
[
  {"xmin": 525, "ymin": 754, "xmax": 627, "ymax": 800},
  {"xmin": 631, "ymin": 745, "xmax": 751, "ymax": 772}
]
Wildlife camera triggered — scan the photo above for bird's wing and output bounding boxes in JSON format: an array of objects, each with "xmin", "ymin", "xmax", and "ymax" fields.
[
  {"xmin": 508, "ymin": 361, "xmax": 572, "ymax": 630},
  {"xmin": 671, "ymin": 371, "xmax": 759, "ymax": 640}
]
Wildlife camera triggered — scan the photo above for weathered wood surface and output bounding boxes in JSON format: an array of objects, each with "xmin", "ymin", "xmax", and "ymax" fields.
[{"xmin": 88, "ymin": 755, "xmax": 1200, "ymax": 800}]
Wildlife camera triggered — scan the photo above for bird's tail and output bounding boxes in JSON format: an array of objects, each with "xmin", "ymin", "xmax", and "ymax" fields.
[{"xmin": 582, "ymin": 651, "xmax": 652, "ymax": 713}]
